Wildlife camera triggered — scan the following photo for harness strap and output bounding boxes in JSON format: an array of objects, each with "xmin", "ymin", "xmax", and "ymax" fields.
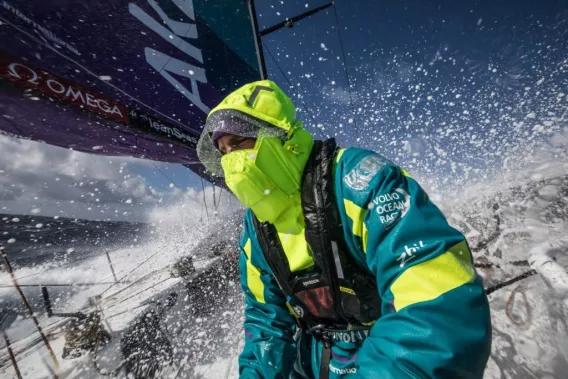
[
  {"xmin": 305, "ymin": 324, "xmax": 371, "ymax": 379},
  {"xmin": 306, "ymin": 325, "xmax": 333, "ymax": 379},
  {"xmin": 319, "ymin": 337, "xmax": 332, "ymax": 379}
]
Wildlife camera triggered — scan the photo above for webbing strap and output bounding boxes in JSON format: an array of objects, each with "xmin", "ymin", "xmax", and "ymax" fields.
[{"xmin": 319, "ymin": 339, "xmax": 332, "ymax": 379}]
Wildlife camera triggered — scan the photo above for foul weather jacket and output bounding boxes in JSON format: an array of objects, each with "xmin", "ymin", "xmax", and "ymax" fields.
[{"xmin": 237, "ymin": 147, "xmax": 492, "ymax": 378}]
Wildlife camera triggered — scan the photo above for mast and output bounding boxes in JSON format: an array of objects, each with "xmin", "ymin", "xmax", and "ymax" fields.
[
  {"xmin": 248, "ymin": 0, "xmax": 268, "ymax": 79},
  {"xmin": 248, "ymin": 1, "xmax": 335, "ymax": 78}
]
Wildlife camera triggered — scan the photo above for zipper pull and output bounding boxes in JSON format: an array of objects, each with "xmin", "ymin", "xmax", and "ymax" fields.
[{"xmin": 285, "ymin": 144, "xmax": 302, "ymax": 156}]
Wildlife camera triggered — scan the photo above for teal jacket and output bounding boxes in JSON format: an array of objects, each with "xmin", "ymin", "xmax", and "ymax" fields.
[{"xmin": 237, "ymin": 147, "xmax": 492, "ymax": 378}]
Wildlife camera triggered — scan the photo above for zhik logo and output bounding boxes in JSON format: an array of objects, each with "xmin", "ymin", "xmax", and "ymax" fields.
[{"xmin": 396, "ymin": 241, "xmax": 426, "ymax": 268}]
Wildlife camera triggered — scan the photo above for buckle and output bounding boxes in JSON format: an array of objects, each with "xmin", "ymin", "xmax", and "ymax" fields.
[
  {"xmin": 305, "ymin": 324, "xmax": 327, "ymax": 336},
  {"xmin": 305, "ymin": 324, "xmax": 333, "ymax": 346}
]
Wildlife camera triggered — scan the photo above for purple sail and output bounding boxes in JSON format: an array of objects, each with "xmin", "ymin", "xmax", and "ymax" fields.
[{"xmin": 0, "ymin": 0, "xmax": 262, "ymax": 171}]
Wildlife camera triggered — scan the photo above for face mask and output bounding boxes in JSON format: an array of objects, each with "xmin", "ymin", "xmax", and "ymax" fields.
[
  {"xmin": 221, "ymin": 147, "xmax": 292, "ymax": 223},
  {"xmin": 221, "ymin": 130, "xmax": 314, "ymax": 223}
]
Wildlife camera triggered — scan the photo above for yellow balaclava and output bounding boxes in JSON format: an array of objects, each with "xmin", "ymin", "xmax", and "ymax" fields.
[{"xmin": 197, "ymin": 80, "xmax": 314, "ymax": 224}]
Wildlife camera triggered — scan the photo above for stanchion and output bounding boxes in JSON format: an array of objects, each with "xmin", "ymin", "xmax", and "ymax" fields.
[
  {"xmin": 1, "ymin": 328, "xmax": 22, "ymax": 379},
  {"xmin": 1, "ymin": 247, "xmax": 60, "ymax": 371},
  {"xmin": 105, "ymin": 251, "xmax": 118, "ymax": 283}
]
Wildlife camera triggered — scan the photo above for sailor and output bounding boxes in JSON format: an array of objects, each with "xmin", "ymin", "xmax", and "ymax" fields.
[{"xmin": 196, "ymin": 80, "xmax": 492, "ymax": 378}]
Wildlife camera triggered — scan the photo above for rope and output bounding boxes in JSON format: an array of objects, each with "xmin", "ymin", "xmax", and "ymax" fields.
[
  {"xmin": 469, "ymin": 206, "xmax": 502, "ymax": 253},
  {"xmin": 474, "ymin": 260, "xmax": 530, "ymax": 269},
  {"xmin": 505, "ymin": 285, "xmax": 532, "ymax": 327},
  {"xmin": 40, "ymin": 355, "xmax": 57, "ymax": 379},
  {"xmin": 485, "ymin": 270, "xmax": 538, "ymax": 295}
]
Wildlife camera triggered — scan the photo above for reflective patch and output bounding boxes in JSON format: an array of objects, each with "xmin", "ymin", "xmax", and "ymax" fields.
[
  {"xmin": 343, "ymin": 154, "xmax": 388, "ymax": 190},
  {"xmin": 339, "ymin": 286, "xmax": 356, "ymax": 295},
  {"xmin": 335, "ymin": 148, "xmax": 346, "ymax": 164},
  {"xmin": 400, "ymin": 167, "xmax": 412, "ymax": 178},
  {"xmin": 343, "ymin": 199, "xmax": 369, "ymax": 252},
  {"xmin": 391, "ymin": 240, "xmax": 476, "ymax": 311},
  {"xmin": 286, "ymin": 302, "xmax": 301, "ymax": 318},
  {"xmin": 277, "ymin": 228, "xmax": 314, "ymax": 273},
  {"xmin": 243, "ymin": 239, "xmax": 265, "ymax": 304}
]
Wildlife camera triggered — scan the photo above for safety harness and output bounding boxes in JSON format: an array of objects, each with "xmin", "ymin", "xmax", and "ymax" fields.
[{"xmin": 253, "ymin": 139, "xmax": 382, "ymax": 379}]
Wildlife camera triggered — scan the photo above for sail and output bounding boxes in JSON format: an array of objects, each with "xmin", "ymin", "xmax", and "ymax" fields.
[{"xmin": 0, "ymin": 0, "xmax": 262, "ymax": 172}]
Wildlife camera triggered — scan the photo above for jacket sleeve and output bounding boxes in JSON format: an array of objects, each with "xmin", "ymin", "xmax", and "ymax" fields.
[
  {"xmin": 336, "ymin": 150, "xmax": 492, "ymax": 379},
  {"xmin": 237, "ymin": 211, "xmax": 298, "ymax": 378}
]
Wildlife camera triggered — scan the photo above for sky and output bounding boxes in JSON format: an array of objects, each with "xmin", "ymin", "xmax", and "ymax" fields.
[
  {"xmin": 257, "ymin": 0, "xmax": 567, "ymax": 173},
  {"xmin": 0, "ymin": 0, "xmax": 567, "ymax": 222}
]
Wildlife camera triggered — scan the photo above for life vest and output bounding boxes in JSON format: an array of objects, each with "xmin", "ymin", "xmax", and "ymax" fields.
[{"xmin": 253, "ymin": 138, "xmax": 382, "ymax": 378}]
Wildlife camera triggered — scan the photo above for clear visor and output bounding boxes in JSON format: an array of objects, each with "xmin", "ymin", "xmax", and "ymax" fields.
[{"xmin": 197, "ymin": 110, "xmax": 287, "ymax": 177}]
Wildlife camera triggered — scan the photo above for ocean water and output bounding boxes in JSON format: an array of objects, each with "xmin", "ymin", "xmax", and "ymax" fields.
[{"xmin": 0, "ymin": 127, "xmax": 567, "ymax": 378}]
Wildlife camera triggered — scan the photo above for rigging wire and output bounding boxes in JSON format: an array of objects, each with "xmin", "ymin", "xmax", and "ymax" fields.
[
  {"xmin": 105, "ymin": 302, "xmax": 149, "ymax": 321},
  {"xmin": 200, "ymin": 177, "xmax": 210, "ymax": 218},
  {"xmin": 98, "ymin": 212, "xmax": 204, "ymax": 302},
  {"xmin": 151, "ymin": 162, "xmax": 208, "ymax": 243},
  {"xmin": 98, "ymin": 249, "xmax": 164, "ymax": 296},
  {"xmin": 151, "ymin": 163, "xmax": 203, "ymax": 206},
  {"xmin": 199, "ymin": 200, "xmax": 205, "ymax": 221},
  {"xmin": 100, "ymin": 267, "xmax": 170, "ymax": 310},
  {"xmin": 0, "ymin": 318, "xmax": 70, "ymax": 367},
  {"xmin": 331, "ymin": 4, "xmax": 360, "ymax": 142},
  {"xmin": 261, "ymin": 41, "xmax": 327, "ymax": 139},
  {"xmin": 216, "ymin": 187, "xmax": 223, "ymax": 211},
  {"xmin": 12, "ymin": 251, "xmax": 107, "ymax": 281},
  {"xmin": 108, "ymin": 276, "xmax": 174, "ymax": 310},
  {"xmin": 0, "ymin": 282, "xmax": 116, "ymax": 289},
  {"xmin": 212, "ymin": 182, "xmax": 217, "ymax": 210}
]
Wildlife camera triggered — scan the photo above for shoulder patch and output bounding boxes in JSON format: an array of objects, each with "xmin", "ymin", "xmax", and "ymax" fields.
[
  {"xmin": 343, "ymin": 154, "xmax": 389, "ymax": 191},
  {"xmin": 370, "ymin": 187, "xmax": 411, "ymax": 229}
]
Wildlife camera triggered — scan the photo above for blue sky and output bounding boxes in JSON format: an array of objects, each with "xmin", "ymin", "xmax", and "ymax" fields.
[{"xmin": 150, "ymin": 0, "xmax": 567, "ymax": 191}]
